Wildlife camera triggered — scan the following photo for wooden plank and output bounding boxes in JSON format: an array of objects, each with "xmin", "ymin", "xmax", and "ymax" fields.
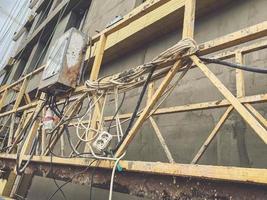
[
  {"xmin": 92, "ymin": 0, "xmax": 174, "ymax": 40},
  {"xmin": 199, "ymin": 21, "xmax": 267, "ymax": 55},
  {"xmin": 191, "ymin": 106, "xmax": 233, "ymax": 164},
  {"xmin": 2, "ymin": 154, "xmax": 267, "ymax": 185},
  {"xmin": 11, "ymin": 78, "xmax": 28, "ymax": 113},
  {"xmin": 245, "ymin": 104, "xmax": 267, "ymax": 128},
  {"xmin": 0, "ymin": 66, "xmax": 44, "ymax": 93},
  {"xmin": 147, "ymin": 82, "xmax": 155, "ymax": 105},
  {"xmin": 0, "ymin": 89, "xmax": 8, "ymax": 111},
  {"xmin": 85, "ymin": 34, "xmax": 106, "ymax": 152},
  {"xmin": 90, "ymin": 34, "xmax": 107, "ymax": 80},
  {"xmin": 1, "ymin": 172, "xmax": 16, "ymax": 197},
  {"xmin": 191, "ymin": 55, "xmax": 267, "ymax": 144},
  {"xmin": 7, "ymin": 115, "xmax": 15, "ymax": 147},
  {"xmin": 0, "ymin": 102, "xmax": 38, "ymax": 118},
  {"xmin": 18, "ymin": 93, "xmax": 46, "ymax": 164},
  {"xmin": 18, "ymin": 118, "xmax": 40, "ymax": 164},
  {"xmin": 213, "ymin": 39, "xmax": 267, "ymax": 61},
  {"xmin": 24, "ymin": 94, "xmax": 31, "ymax": 104},
  {"xmin": 85, "ymin": 0, "xmax": 186, "ymax": 60},
  {"xmin": 8, "ymin": 113, "xmax": 33, "ymax": 153},
  {"xmin": 84, "ymin": 95, "xmax": 104, "ymax": 152},
  {"xmin": 100, "ymin": 93, "xmax": 267, "ymax": 122},
  {"xmin": 115, "ymin": 60, "xmax": 183, "ymax": 157},
  {"xmin": 150, "ymin": 117, "xmax": 175, "ymax": 163},
  {"xmin": 182, "ymin": 0, "xmax": 196, "ymax": 38},
  {"xmin": 235, "ymin": 52, "xmax": 245, "ymax": 98}
]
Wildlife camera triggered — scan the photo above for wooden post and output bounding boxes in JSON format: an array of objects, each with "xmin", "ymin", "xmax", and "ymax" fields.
[
  {"xmin": 17, "ymin": 93, "xmax": 46, "ymax": 165},
  {"xmin": 8, "ymin": 112, "xmax": 33, "ymax": 153},
  {"xmin": 0, "ymin": 88, "xmax": 8, "ymax": 111},
  {"xmin": 235, "ymin": 52, "xmax": 245, "ymax": 98},
  {"xmin": 90, "ymin": 34, "xmax": 107, "ymax": 80},
  {"xmin": 12, "ymin": 78, "xmax": 29, "ymax": 113},
  {"xmin": 191, "ymin": 55, "xmax": 267, "ymax": 144},
  {"xmin": 84, "ymin": 34, "xmax": 107, "ymax": 152},
  {"xmin": 182, "ymin": 0, "xmax": 196, "ymax": 38}
]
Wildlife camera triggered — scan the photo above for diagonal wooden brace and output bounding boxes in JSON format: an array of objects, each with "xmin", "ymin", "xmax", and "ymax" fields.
[
  {"xmin": 191, "ymin": 55, "xmax": 267, "ymax": 144},
  {"xmin": 115, "ymin": 60, "xmax": 183, "ymax": 157},
  {"xmin": 191, "ymin": 106, "xmax": 233, "ymax": 164}
]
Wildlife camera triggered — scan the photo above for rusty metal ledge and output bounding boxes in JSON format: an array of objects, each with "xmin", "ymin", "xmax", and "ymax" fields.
[{"xmin": 1, "ymin": 156, "xmax": 267, "ymax": 199}]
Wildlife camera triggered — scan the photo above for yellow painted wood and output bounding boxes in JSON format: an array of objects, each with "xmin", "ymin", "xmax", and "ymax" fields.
[
  {"xmin": 199, "ymin": 21, "xmax": 267, "ymax": 55},
  {"xmin": 92, "ymin": 0, "xmax": 173, "ymax": 39},
  {"xmin": 12, "ymin": 78, "xmax": 29, "ymax": 113},
  {"xmin": 245, "ymin": 104, "xmax": 267, "ymax": 128},
  {"xmin": 24, "ymin": 94, "xmax": 31, "ymax": 104},
  {"xmin": 182, "ymin": 0, "xmax": 196, "ymax": 38},
  {"xmin": 85, "ymin": 0, "xmax": 186, "ymax": 60},
  {"xmin": 235, "ymin": 52, "xmax": 245, "ymax": 98},
  {"xmin": 150, "ymin": 117, "xmax": 175, "ymax": 163},
  {"xmin": 18, "ymin": 119, "xmax": 40, "ymax": 165},
  {"xmin": 18, "ymin": 93, "xmax": 46, "ymax": 165},
  {"xmin": 90, "ymin": 34, "xmax": 107, "ymax": 80},
  {"xmin": 8, "ymin": 112, "xmax": 33, "ymax": 153},
  {"xmin": 191, "ymin": 106, "xmax": 233, "ymax": 164},
  {"xmin": 2, "ymin": 154, "xmax": 267, "ymax": 185},
  {"xmin": 0, "ymin": 89, "xmax": 8, "ymax": 111},
  {"xmin": 115, "ymin": 60, "xmax": 183, "ymax": 157},
  {"xmin": 1, "ymin": 171, "xmax": 16, "ymax": 197},
  {"xmin": 191, "ymin": 55, "xmax": 267, "ymax": 144},
  {"xmin": 99, "ymin": 93, "xmax": 267, "ymax": 122}
]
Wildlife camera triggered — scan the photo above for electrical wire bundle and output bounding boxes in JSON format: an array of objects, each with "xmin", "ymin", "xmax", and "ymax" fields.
[{"xmin": 85, "ymin": 38, "xmax": 198, "ymax": 93}]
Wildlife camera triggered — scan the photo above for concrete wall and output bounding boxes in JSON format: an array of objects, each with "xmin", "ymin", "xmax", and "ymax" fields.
[
  {"xmin": 27, "ymin": 0, "xmax": 267, "ymax": 199},
  {"xmin": 96, "ymin": 0, "xmax": 267, "ymax": 168},
  {"xmin": 82, "ymin": 0, "xmax": 137, "ymax": 35}
]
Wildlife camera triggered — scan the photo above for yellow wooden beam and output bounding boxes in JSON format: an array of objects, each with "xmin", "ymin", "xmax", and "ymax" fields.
[
  {"xmin": 245, "ymin": 104, "xmax": 267, "ymax": 128},
  {"xmin": 235, "ymin": 52, "xmax": 245, "ymax": 98},
  {"xmin": 199, "ymin": 21, "xmax": 267, "ymax": 55},
  {"xmin": 182, "ymin": 0, "xmax": 196, "ymax": 38},
  {"xmin": 85, "ymin": 0, "xmax": 186, "ymax": 60},
  {"xmin": 150, "ymin": 117, "xmax": 175, "ymax": 163},
  {"xmin": 191, "ymin": 55, "xmax": 267, "ymax": 144},
  {"xmin": 191, "ymin": 106, "xmax": 233, "ymax": 164},
  {"xmin": 89, "ymin": 34, "xmax": 107, "ymax": 80},
  {"xmin": 115, "ymin": 60, "xmax": 183, "ymax": 157},
  {"xmin": 1, "ymin": 154, "xmax": 267, "ymax": 185}
]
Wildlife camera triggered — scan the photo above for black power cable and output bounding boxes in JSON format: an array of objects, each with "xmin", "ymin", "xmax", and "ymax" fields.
[
  {"xmin": 199, "ymin": 57, "xmax": 267, "ymax": 74},
  {"xmin": 113, "ymin": 64, "xmax": 157, "ymax": 153},
  {"xmin": 16, "ymin": 99, "xmax": 48, "ymax": 174},
  {"xmin": 47, "ymin": 159, "xmax": 97, "ymax": 200},
  {"xmin": 107, "ymin": 92, "xmax": 126, "ymax": 132}
]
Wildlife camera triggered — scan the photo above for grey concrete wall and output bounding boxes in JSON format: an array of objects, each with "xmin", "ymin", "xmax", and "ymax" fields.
[
  {"xmin": 82, "ymin": 0, "xmax": 137, "ymax": 35},
  {"xmin": 27, "ymin": 0, "xmax": 267, "ymax": 199},
  {"xmin": 96, "ymin": 0, "xmax": 267, "ymax": 168},
  {"xmin": 27, "ymin": 176, "xmax": 149, "ymax": 200}
]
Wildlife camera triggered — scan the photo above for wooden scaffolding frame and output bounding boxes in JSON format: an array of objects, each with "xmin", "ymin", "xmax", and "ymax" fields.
[{"xmin": 0, "ymin": 0, "xmax": 267, "ymax": 198}]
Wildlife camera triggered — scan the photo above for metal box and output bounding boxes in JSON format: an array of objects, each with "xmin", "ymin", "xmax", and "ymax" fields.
[{"xmin": 39, "ymin": 28, "xmax": 87, "ymax": 95}]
